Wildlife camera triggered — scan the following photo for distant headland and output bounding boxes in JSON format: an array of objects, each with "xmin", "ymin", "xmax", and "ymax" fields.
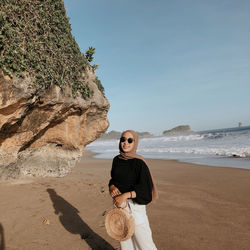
[
  {"xmin": 163, "ymin": 125, "xmax": 192, "ymax": 135},
  {"xmin": 99, "ymin": 125, "xmax": 193, "ymax": 140},
  {"xmin": 99, "ymin": 130, "xmax": 153, "ymax": 140}
]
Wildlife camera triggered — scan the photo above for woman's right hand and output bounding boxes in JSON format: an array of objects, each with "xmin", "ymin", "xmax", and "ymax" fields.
[{"xmin": 109, "ymin": 185, "xmax": 121, "ymax": 198}]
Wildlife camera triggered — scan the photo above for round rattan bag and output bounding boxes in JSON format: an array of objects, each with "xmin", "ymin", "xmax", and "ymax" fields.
[{"xmin": 105, "ymin": 202, "xmax": 135, "ymax": 241}]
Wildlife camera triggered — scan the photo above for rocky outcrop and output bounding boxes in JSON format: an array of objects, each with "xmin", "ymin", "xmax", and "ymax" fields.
[
  {"xmin": 0, "ymin": 0, "xmax": 110, "ymax": 179},
  {"xmin": 0, "ymin": 68, "xmax": 109, "ymax": 179},
  {"xmin": 99, "ymin": 130, "xmax": 121, "ymax": 140},
  {"xmin": 163, "ymin": 125, "xmax": 192, "ymax": 135},
  {"xmin": 99, "ymin": 130, "xmax": 153, "ymax": 140}
]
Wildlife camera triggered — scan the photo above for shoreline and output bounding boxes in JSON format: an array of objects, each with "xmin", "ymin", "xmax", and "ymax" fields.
[
  {"xmin": 88, "ymin": 126, "xmax": 250, "ymax": 171},
  {"xmin": 0, "ymin": 151, "xmax": 250, "ymax": 249},
  {"xmin": 86, "ymin": 149, "xmax": 250, "ymax": 171}
]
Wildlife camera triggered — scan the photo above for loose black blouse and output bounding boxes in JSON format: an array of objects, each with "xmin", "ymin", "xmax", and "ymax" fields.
[{"xmin": 108, "ymin": 156, "xmax": 153, "ymax": 205}]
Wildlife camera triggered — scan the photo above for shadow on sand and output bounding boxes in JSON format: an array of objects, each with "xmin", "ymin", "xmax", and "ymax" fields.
[
  {"xmin": 47, "ymin": 188, "xmax": 115, "ymax": 250},
  {"xmin": 0, "ymin": 223, "xmax": 5, "ymax": 250}
]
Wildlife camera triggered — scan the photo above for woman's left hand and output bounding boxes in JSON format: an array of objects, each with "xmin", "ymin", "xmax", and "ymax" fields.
[{"xmin": 113, "ymin": 193, "xmax": 127, "ymax": 207}]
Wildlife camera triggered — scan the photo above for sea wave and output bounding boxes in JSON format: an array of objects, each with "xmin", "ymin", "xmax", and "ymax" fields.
[
  {"xmin": 87, "ymin": 143, "xmax": 250, "ymax": 159},
  {"xmin": 141, "ymin": 134, "xmax": 204, "ymax": 142},
  {"xmin": 86, "ymin": 126, "xmax": 250, "ymax": 160},
  {"xmin": 138, "ymin": 147, "xmax": 250, "ymax": 158}
]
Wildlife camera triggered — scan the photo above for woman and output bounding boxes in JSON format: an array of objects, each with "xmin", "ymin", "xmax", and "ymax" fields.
[{"xmin": 108, "ymin": 130, "xmax": 158, "ymax": 250}]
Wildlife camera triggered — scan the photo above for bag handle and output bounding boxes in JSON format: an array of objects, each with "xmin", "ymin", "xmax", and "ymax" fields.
[{"xmin": 114, "ymin": 200, "xmax": 128, "ymax": 209}]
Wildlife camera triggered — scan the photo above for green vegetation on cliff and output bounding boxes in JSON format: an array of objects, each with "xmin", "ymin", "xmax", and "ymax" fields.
[{"xmin": 0, "ymin": 0, "xmax": 104, "ymax": 98}]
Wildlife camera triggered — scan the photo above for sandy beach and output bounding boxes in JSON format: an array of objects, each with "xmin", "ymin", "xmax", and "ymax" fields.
[{"xmin": 0, "ymin": 151, "xmax": 250, "ymax": 250}]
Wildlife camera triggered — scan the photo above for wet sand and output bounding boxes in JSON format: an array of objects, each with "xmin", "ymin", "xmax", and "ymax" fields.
[{"xmin": 0, "ymin": 151, "xmax": 250, "ymax": 250}]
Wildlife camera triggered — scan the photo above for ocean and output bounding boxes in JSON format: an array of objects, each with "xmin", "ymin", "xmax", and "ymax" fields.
[{"xmin": 86, "ymin": 126, "xmax": 250, "ymax": 170}]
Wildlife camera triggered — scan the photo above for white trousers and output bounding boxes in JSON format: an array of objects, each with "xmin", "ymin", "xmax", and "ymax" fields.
[{"xmin": 120, "ymin": 200, "xmax": 157, "ymax": 250}]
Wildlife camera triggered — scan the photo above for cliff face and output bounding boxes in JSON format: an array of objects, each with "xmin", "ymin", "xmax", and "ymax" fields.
[
  {"xmin": 0, "ymin": 0, "xmax": 110, "ymax": 179},
  {"xmin": 0, "ymin": 68, "xmax": 109, "ymax": 180}
]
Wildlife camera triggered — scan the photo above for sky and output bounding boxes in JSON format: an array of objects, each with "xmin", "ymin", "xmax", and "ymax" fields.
[{"xmin": 64, "ymin": 0, "xmax": 250, "ymax": 135}]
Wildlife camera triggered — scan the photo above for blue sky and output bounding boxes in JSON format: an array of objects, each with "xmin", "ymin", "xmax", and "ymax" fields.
[{"xmin": 64, "ymin": 0, "xmax": 250, "ymax": 135}]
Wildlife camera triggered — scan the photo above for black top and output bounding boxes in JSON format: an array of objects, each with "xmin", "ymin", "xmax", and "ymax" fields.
[{"xmin": 108, "ymin": 156, "xmax": 153, "ymax": 205}]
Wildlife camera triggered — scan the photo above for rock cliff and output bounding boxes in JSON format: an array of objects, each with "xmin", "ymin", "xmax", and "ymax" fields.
[
  {"xmin": 163, "ymin": 125, "xmax": 192, "ymax": 135},
  {"xmin": 0, "ymin": 69, "xmax": 109, "ymax": 179},
  {"xmin": 0, "ymin": 0, "xmax": 109, "ymax": 179}
]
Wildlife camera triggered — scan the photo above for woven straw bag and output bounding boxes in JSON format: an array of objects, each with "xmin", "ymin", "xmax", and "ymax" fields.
[{"xmin": 105, "ymin": 201, "xmax": 135, "ymax": 241}]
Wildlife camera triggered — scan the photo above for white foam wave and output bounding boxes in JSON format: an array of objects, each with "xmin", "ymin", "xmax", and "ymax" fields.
[
  {"xmin": 141, "ymin": 134, "xmax": 204, "ymax": 142},
  {"xmin": 138, "ymin": 147, "xmax": 250, "ymax": 158}
]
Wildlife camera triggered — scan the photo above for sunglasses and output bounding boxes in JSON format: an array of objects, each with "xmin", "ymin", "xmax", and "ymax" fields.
[{"xmin": 120, "ymin": 137, "xmax": 134, "ymax": 144}]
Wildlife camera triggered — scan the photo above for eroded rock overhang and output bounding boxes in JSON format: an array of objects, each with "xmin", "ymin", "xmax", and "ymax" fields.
[{"xmin": 0, "ymin": 69, "xmax": 110, "ymax": 179}]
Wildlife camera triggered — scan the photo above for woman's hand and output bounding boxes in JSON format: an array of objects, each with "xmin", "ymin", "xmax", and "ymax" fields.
[
  {"xmin": 113, "ymin": 193, "xmax": 128, "ymax": 207},
  {"xmin": 109, "ymin": 185, "xmax": 121, "ymax": 198}
]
